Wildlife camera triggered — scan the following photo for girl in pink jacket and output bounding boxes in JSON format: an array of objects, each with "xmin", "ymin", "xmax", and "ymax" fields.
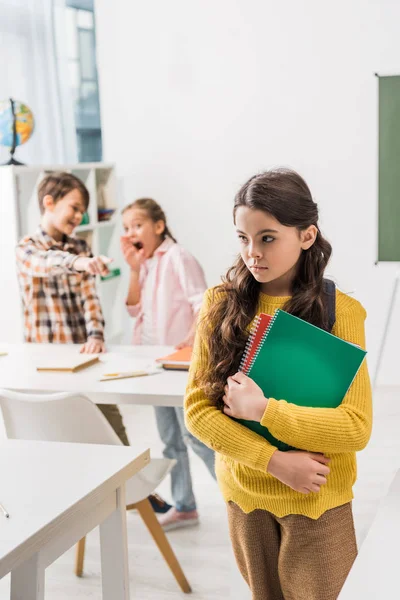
[{"xmin": 121, "ymin": 198, "xmax": 216, "ymax": 530}]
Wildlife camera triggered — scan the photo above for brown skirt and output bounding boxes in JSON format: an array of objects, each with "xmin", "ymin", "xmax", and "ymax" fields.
[{"xmin": 227, "ymin": 501, "xmax": 357, "ymax": 600}]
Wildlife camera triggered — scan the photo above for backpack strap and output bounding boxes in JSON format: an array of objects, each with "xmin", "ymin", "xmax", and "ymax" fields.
[{"xmin": 323, "ymin": 278, "xmax": 336, "ymax": 332}]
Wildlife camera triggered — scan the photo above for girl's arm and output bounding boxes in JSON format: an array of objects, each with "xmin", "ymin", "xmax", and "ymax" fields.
[
  {"xmin": 120, "ymin": 236, "xmax": 144, "ymax": 315},
  {"xmin": 175, "ymin": 247, "xmax": 207, "ymax": 315},
  {"xmin": 126, "ymin": 269, "xmax": 141, "ymax": 310},
  {"xmin": 186, "ymin": 289, "xmax": 333, "ymax": 494},
  {"xmin": 176, "ymin": 317, "xmax": 198, "ymax": 349},
  {"xmin": 259, "ymin": 296, "xmax": 372, "ymax": 453},
  {"xmin": 185, "ymin": 289, "xmax": 279, "ymax": 473},
  {"xmin": 174, "ymin": 247, "xmax": 207, "ymax": 347}
]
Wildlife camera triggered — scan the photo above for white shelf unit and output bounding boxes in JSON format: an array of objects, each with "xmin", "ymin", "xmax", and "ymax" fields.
[{"xmin": 0, "ymin": 163, "xmax": 127, "ymax": 344}]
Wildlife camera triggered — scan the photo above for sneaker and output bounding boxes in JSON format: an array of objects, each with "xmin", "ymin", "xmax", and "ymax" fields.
[
  {"xmin": 158, "ymin": 507, "xmax": 199, "ymax": 532},
  {"xmin": 148, "ymin": 493, "xmax": 173, "ymax": 514}
]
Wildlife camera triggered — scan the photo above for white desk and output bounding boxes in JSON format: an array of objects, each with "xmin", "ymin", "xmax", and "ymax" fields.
[
  {"xmin": 339, "ymin": 469, "xmax": 400, "ymax": 599},
  {"xmin": 0, "ymin": 439, "xmax": 149, "ymax": 600},
  {"xmin": 0, "ymin": 344, "xmax": 188, "ymax": 407}
]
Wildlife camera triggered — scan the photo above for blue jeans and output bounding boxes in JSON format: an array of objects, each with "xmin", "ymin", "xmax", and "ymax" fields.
[{"xmin": 154, "ymin": 406, "xmax": 216, "ymax": 512}]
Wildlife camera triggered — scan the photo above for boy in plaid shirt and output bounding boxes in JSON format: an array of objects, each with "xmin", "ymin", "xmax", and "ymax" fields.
[{"xmin": 15, "ymin": 172, "xmax": 129, "ymax": 444}]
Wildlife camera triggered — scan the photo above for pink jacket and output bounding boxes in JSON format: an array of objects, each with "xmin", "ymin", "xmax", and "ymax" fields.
[{"xmin": 127, "ymin": 237, "xmax": 207, "ymax": 346}]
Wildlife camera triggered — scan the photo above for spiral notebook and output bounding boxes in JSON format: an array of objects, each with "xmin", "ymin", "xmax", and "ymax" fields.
[
  {"xmin": 236, "ymin": 309, "xmax": 367, "ymax": 451},
  {"xmin": 240, "ymin": 313, "xmax": 273, "ymax": 374}
]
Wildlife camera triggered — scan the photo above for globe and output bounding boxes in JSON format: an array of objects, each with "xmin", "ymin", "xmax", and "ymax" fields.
[{"xmin": 0, "ymin": 98, "xmax": 35, "ymax": 164}]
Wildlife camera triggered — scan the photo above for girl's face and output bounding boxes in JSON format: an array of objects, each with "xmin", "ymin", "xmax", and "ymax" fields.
[
  {"xmin": 122, "ymin": 208, "xmax": 165, "ymax": 258},
  {"xmin": 235, "ymin": 206, "xmax": 317, "ymax": 294}
]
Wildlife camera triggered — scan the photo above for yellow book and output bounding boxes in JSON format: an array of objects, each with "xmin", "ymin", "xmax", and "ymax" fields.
[{"xmin": 36, "ymin": 356, "xmax": 99, "ymax": 373}]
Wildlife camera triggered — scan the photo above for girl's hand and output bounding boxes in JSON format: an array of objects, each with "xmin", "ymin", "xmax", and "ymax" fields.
[
  {"xmin": 176, "ymin": 337, "xmax": 194, "ymax": 350},
  {"xmin": 175, "ymin": 318, "xmax": 197, "ymax": 350},
  {"xmin": 80, "ymin": 338, "xmax": 105, "ymax": 354},
  {"xmin": 120, "ymin": 236, "xmax": 145, "ymax": 272},
  {"xmin": 176, "ymin": 330, "xmax": 196, "ymax": 350},
  {"xmin": 268, "ymin": 450, "xmax": 330, "ymax": 494},
  {"xmin": 223, "ymin": 371, "xmax": 268, "ymax": 421}
]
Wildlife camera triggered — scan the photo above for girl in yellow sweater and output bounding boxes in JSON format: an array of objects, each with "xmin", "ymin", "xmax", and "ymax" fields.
[{"xmin": 184, "ymin": 168, "xmax": 372, "ymax": 600}]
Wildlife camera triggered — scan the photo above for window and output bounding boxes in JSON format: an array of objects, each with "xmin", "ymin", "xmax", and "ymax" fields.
[{"xmin": 65, "ymin": 0, "xmax": 102, "ymax": 162}]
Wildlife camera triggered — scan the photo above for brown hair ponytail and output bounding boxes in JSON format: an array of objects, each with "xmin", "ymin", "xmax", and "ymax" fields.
[{"xmin": 286, "ymin": 229, "xmax": 332, "ymax": 331}]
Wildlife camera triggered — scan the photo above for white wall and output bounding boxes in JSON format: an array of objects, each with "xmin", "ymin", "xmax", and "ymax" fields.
[{"xmin": 95, "ymin": 0, "xmax": 400, "ymax": 385}]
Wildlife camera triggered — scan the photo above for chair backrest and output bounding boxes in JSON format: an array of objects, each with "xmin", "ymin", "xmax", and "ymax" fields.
[{"xmin": 0, "ymin": 389, "xmax": 122, "ymax": 446}]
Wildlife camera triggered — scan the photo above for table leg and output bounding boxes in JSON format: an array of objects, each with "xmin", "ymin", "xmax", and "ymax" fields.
[
  {"xmin": 11, "ymin": 553, "xmax": 45, "ymax": 600},
  {"xmin": 100, "ymin": 485, "xmax": 130, "ymax": 600}
]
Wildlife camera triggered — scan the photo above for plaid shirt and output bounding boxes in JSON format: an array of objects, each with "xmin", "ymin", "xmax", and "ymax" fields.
[{"xmin": 16, "ymin": 228, "xmax": 105, "ymax": 344}]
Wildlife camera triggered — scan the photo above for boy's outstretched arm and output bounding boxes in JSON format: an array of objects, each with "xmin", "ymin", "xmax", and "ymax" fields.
[
  {"xmin": 16, "ymin": 241, "xmax": 112, "ymax": 278},
  {"xmin": 16, "ymin": 242, "xmax": 78, "ymax": 277}
]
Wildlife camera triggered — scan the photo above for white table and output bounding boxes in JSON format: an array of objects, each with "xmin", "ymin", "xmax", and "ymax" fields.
[
  {"xmin": 0, "ymin": 439, "xmax": 149, "ymax": 600},
  {"xmin": 338, "ymin": 468, "xmax": 400, "ymax": 599},
  {"xmin": 0, "ymin": 344, "xmax": 188, "ymax": 407}
]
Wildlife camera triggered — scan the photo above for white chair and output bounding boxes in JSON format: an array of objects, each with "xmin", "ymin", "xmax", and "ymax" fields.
[{"xmin": 0, "ymin": 389, "xmax": 191, "ymax": 594}]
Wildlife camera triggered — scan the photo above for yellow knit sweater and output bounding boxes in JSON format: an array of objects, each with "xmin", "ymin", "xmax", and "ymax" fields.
[{"xmin": 184, "ymin": 288, "xmax": 372, "ymax": 519}]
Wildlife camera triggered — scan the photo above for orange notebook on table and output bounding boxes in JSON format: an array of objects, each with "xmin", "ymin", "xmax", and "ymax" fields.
[{"xmin": 156, "ymin": 347, "xmax": 192, "ymax": 371}]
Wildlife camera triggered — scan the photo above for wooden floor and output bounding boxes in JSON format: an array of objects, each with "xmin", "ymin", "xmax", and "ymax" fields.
[{"xmin": 0, "ymin": 386, "xmax": 397, "ymax": 599}]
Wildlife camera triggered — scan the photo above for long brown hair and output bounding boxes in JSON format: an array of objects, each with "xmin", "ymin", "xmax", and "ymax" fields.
[
  {"xmin": 122, "ymin": 198, "xmax": 177, "ymax": 242},
  {"xmin": 196, "ymin": 168, "xmax": 332, "ymax": 408}
]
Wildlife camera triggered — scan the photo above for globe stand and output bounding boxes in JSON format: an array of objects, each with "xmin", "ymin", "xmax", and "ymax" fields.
[
  {"xmin": 4, "ymin": 154, "xmax": 24, "ymax": 166},
  {"xmin": 1, "ymin": 97, "xmax": 26, "ymax": 166}
]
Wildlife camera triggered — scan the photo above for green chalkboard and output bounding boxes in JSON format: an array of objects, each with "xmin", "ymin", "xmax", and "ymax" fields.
[{"xmin": 378, "ymin": 75, "xmax": 400, "ymax": 261}]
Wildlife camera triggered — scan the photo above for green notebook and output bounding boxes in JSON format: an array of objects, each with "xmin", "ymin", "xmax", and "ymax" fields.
[{"xmin": 236, "ymin": 309, "xmax": 367, "ymax": 451}]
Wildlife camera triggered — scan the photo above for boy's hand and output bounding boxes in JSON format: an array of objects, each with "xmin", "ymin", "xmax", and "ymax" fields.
[
  {"xmin": 120, "ymin": 236, "xmax": 145, "ymax": 272},
  {"xmin": 74, "ymin": 255, "xmax": 113, "ymax": 276},
  {"xmin": 267, "ymin": 450, "xmax": 330, "ymax": 494},
  {"xmin": 222, "ymin": 371, "xmax": 268, "ymax": 421},
  {"xmin": 80, "ymin": 339, "xmax": 105, "ymax": 354}
]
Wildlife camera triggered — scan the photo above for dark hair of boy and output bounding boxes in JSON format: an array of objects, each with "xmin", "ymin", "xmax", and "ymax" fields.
[{"xmin": 37, "ymin": 172, "xmax": 90, "ymax": 215}]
